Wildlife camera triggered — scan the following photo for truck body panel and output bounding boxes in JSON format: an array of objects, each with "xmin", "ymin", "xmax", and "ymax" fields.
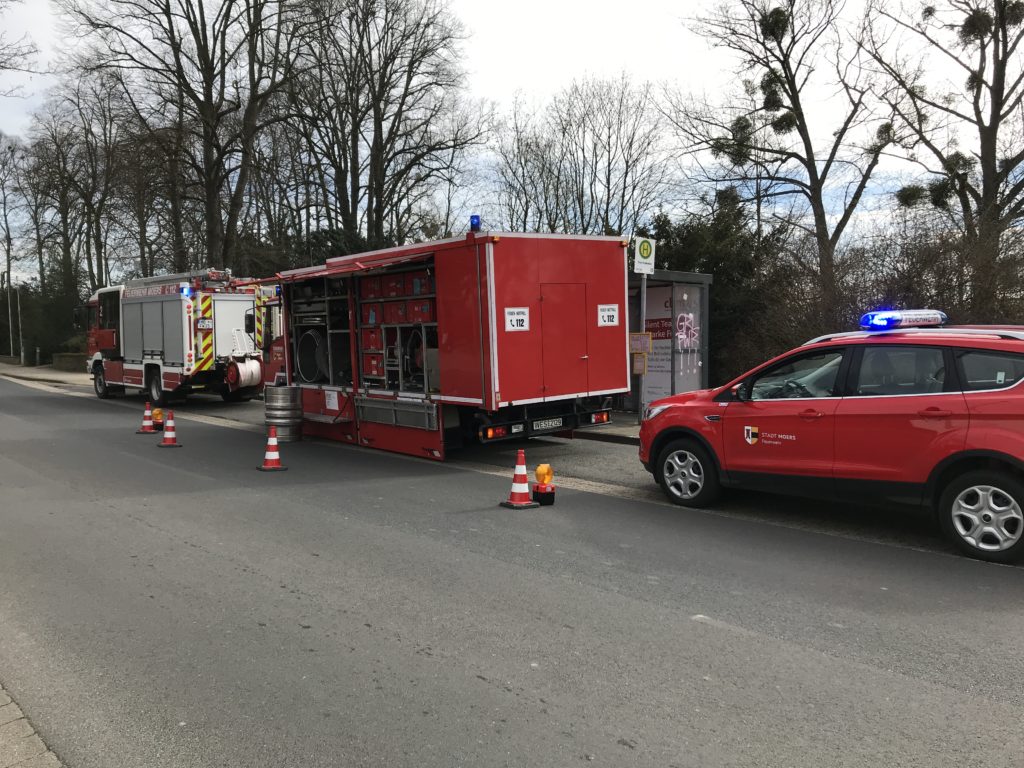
[{"xmin": 272, "ymin": 233, "xmax": 630, "ymax": 460}]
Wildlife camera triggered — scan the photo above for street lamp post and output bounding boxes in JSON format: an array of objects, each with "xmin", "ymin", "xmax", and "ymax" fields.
[
  {"xmin": 17, "ymin": 284, "xmax": 23, "ymax": 366},
  {"xmin": 1, "ymin": 270, "xmax": 11, "ymax": 357}
]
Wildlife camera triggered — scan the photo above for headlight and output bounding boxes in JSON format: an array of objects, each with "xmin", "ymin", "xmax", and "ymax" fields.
[{"xmin": 643, "ymin": 404, "xmax": 670, "ymax": 421}]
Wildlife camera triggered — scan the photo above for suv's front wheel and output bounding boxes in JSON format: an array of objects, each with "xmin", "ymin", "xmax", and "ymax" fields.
[
  {"xmin": 938, "ymin": 469, "xmax": 1024, "ymax": 563},
  {"xmin": 656, "ymin": 438, "xmax": 722, "ymax": 508}
]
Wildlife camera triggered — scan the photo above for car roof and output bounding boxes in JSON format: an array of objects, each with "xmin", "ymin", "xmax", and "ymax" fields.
[{"xmin": 803, "ymin": 326, "xmax": 1024, "ymax": 352}]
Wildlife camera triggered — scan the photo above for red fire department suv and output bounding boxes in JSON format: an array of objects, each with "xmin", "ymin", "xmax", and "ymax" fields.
[{"xmin": 639, "ymin": 310, "xmax": 1024, "ymax": 563}]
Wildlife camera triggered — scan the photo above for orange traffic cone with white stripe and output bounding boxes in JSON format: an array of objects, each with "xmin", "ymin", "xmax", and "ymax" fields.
[
  {"xmin": 500, "ymin": 449, "xmax": 539, "ymax": 509},
  {"xmin": 136, "ymin": 401, "xmax": 157, "ymax": 434},
  {"xmin": 257, "ymin": 425, "xmax": 287, "ymax": 472},
  {"xmin": 157, "ymin": 411, "xmax": 182, "ymax": 448}
]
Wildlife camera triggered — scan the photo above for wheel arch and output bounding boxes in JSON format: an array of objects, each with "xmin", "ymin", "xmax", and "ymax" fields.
[
  {"xmin": 927, "ymin": 450, "xmax": 1024, "ymax": 508},
  {"xmin": 649, "ymin": 427, "xmax": 724, "ymax": 481}
]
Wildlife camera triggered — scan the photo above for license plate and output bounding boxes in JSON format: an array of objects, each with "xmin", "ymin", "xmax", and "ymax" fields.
[
  {"xmin": 196, "ymin": 319, "xmax": 213, "ymax": 330},
  {"xmin": 533, "ymin": 417, "xmax": 563, "ymax": 431}
]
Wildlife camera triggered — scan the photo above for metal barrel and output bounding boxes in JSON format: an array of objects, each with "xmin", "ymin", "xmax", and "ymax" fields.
[{"xmin": 264, "ymin": 385, "xmax": 303, "ymax": 442}]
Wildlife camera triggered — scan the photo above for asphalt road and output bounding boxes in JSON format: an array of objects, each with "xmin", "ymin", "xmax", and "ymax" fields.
[{"xmin": 1, "ymin": 376, "xmax": 1023, "ymax": 767}]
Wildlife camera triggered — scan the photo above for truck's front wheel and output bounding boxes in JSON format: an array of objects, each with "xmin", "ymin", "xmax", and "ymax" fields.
[
  {"xmin": 148, "ymin": 370, "xmax": 165, "ymax": 406},
  {"xmin": 93, "ymin": 365, "xmax": 110, "ymax": 399}
]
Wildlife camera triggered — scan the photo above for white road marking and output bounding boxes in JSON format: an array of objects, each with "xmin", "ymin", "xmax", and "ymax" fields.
[{"xmin": 689, "ymin": 614, "xmax": 759, "ymax": 637}]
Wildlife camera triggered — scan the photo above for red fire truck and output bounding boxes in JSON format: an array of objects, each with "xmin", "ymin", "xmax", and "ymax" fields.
[
  {"xmin": 261, "ymin": 231, "xmax": 630, "ymax": 460},
  {"xmin": 86, "ymin": 269, "xmax": 267, "ymax": 404}
]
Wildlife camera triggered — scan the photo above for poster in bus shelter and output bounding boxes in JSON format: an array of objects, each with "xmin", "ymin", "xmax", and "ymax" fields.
[
  {"xmin": 643, "ymin": 286, "xmax": 673, "ymax": 403},
  {"xmin": 642, "ymin": 284, "xmax": 705, "ymax": 403}
]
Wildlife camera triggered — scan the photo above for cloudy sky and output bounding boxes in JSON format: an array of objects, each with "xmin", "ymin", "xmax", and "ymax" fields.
[{"xmin": 0, "ymin": 0, "xmax": 734, "ymax": 138}]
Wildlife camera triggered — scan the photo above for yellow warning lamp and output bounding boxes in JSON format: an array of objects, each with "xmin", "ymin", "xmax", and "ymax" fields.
[
  {"xmin": 152, "ymin": 407, "xmax": 165, "ymax": 426},
  {"xmin": 535, "ymin": 464, "xmax": 553, "ymax": 485}
]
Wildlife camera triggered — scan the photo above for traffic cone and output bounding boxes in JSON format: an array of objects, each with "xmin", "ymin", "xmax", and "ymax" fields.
[
  {"xmin": 500, "ymin": 449, "xmax": 539, "ymax": 509},
  {"xmin": 136, "ymin": 401, "xmax": 157, "ymax": 434},
  {"xmin": 157, "ymin": 411, "xmax": 182, "ymax": 448},
  {"xmin": 257, "ymin": 425, "xmax": 287, "ymax": 472}
]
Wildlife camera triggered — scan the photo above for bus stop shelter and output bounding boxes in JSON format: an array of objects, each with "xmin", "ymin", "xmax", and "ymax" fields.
[{"xmin": 621, "ymin": 270, "xmax": 712, "ymax": 413}]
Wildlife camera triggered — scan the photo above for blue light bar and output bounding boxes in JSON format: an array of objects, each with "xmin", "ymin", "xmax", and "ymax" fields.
[
  {"xmin": 180, "ymin": 285, "xmax": 192, "ymax": 298},
  {"xmin": 469, "ymin": 214, "xmax": 481, "ymax": 232},
  {"xmin": 860, "ymin": 309, "xmax": 947, "ymax": 330}
]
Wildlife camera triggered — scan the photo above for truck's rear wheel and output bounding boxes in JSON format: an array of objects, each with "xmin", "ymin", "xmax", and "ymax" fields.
[
  {"xmin": 148, "ymin": 370, "xmax": 165, "ymax": 406},
  {"xmin": 93, "ymin": 365, "xmax": 110, "ymax": 399}
]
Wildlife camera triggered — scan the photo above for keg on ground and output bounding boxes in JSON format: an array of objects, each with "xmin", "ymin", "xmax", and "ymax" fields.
[{"xmin": 264, "ymin": 385, "xmax": 302, "ymax": 442}]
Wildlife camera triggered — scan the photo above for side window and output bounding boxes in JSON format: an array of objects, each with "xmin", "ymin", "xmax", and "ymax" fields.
[
  {"xmin": 957, "ymin": 350, "xmax": 1024, "ymax": 391},
  {"xmin": 99, "ymin": 292, "xmax": 120, "ymax": 330},
  {"xmin": 749, "ymin": 350, "xmax": 844, "ymax": 400},
  {"xmin": 854, "ymin": 346, "xmax": 946, "ymax": 396}
]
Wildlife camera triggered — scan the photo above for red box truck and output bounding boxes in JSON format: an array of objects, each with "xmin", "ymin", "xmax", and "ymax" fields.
[{"xmin": 263, "ymin": 232, "xmax": 629, "ymax": 460}]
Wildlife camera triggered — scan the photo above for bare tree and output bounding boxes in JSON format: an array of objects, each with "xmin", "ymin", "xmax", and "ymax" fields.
[
  {"xmin": 865, "ymin": 0, "xmax": 1024, "ymax": 321},
  {"xmin": 14, "ymin": 141, "xmax": 54, "ymax": 292},
  {"xmin": 495, "ymin": 76, "xmax": 669, "ymax": 236},
  {"xmin": 60, "ymin": 0, "xmax": 306, "ymax": 269},
  {"xmin": 0, "ymin": 0, "xmax": 36, "ymax": 94},
  {"xmin": 0, "ymin": 134, "xmax": 21, "ymax": 355},
  {"xmin": 667, "ymin": 0, "xmax": 896, "ymax": 326}
]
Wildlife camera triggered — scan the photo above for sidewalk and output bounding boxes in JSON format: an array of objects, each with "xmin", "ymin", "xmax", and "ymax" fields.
[
  {"xmin": 0, "ymin": 683, "xmax": 61, "ymax": 767},
  {"xmin": 0, "ymin": 363, "xmax": 91, "ymax": 388}
]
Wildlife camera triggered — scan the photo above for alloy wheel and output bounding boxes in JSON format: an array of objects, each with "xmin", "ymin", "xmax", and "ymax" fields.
[
  {"xmin": 662, "ymin": 449, "xmax": 705, "ymax": 501},
  {"xmin": 951, "ymin": 484, "xmax": 1024, "ymax": 552}
]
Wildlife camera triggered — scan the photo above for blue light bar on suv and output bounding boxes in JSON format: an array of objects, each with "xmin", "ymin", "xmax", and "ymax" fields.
[{"xmin": 859, "ymin": 309, "xmax": 948, "ymax": 330}]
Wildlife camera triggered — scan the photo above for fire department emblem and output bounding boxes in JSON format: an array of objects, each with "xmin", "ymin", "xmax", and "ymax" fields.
[{"xmin": 744, "ymin": 426, "xmax": 759, "ymax": 445}]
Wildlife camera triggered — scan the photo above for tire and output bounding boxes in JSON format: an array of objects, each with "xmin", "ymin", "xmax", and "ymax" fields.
[
  {"xmin": 655, "ymin": 438, "xmax": 722, "ymax": 508},
  {"xmin": 221, "ymin": 387, "xmax": 252, "ymax": 403},
  {"xmin": 93, "ymin": 365, "xmax": 110, "ymax": 399},
  {"xmin": 148, "ymin": 370, "xmax": 165, "ymax": 406},
  {"xmin": 938, "ymin": 469, "xmax": 1024, "ymax": 564}
]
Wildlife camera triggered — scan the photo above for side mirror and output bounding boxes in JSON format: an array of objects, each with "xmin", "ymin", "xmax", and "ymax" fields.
[
  {"xmin": 244, "ymin": 312, "xmax": 255, "ymax": 335},
  {"xmin": 731, "ymin": 382, "xmax": 749, "ymax": 402}
]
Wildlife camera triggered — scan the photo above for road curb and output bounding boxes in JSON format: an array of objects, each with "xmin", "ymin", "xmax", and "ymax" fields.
[
  {"xmin": 571, "ymin": 429, "xmax": 640, "ymax": 447},
  {"xmin": 0, "ymin": 683, "xmax": 62, "ymax": 767}
]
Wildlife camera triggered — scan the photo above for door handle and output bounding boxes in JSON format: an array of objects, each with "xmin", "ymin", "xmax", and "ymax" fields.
[
  {"xmin": 918, "ymin": 408, "xmax": 953, "ymax": 418},
  {"xmin": 799, "ymin": 409, "xmax": 824, "ymax": 420},
  {"xmin": 580, "ymin": 355, "xmax": 589, "ymax": 360}
]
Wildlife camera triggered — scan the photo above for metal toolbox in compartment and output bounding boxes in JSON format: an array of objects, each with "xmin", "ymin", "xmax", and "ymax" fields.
[
  {"xmin": 360, "ymin": 327, "xmax": 383, "ymax": 351},
  {"xmin": 356, "ymin": 396, "xmax": 438, "ymax": 430}
]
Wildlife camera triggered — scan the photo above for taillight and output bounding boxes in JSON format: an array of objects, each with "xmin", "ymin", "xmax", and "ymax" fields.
[
  {"xmin": 483, "ymin": 425, "xmax": 508, "ymax": 440},
  {"xmin": 591, "ymin": 412, "xmax": 610, "ymax": 424}
]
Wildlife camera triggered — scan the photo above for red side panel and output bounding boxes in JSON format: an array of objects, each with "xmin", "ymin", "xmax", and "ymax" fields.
[
  {"xmin": 104, "ymin": 361, "xmax": 124, "ymax": 384},
  {"xmin": 491, "ymin": 237, "xmax": 628, "ymax": 404},
  {"xmin": 357, "ymin": 421, "xmax": 445, "ymax": 460},
  {"xmin": 264, "ymin": 337, "xmax": 287, "ymax": 385},
  {"xmin": 435, "ymin": 244, "xmax": 485, "ymax": 403},
  {"xmin": 162, "ymin": 371, "xmax": 183, "ymax": 391},
  {"xmin": 301, "ymin": 388, "xmax": 357, "ymax": 443}
]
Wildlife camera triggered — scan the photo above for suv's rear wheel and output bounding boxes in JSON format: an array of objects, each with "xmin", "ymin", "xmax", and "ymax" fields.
[
  {"xmin": 938, "ymin": 469, "xmax": 1024, "ymax": 563},
  {"xmin": 656, "ymin": 438, "xmax": 721, "ymax": 508}
]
